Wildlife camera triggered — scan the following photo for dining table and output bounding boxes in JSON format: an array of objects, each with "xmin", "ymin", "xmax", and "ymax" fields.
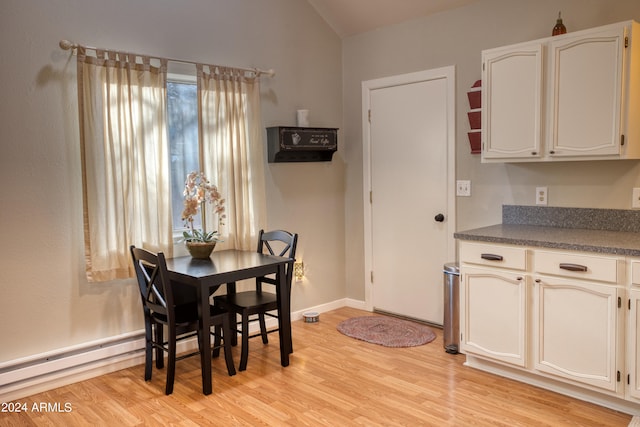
[{"xmin": 165, "ymin": 249, "xmax": 294, "ymax": 395}]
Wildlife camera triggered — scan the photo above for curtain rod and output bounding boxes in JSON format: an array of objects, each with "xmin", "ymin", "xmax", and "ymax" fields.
[{"xmin": 58, "ymin": 39, "xmax": 275, "ymax": 78}]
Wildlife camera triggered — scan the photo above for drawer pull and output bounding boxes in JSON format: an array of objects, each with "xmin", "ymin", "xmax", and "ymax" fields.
[
  {"xmin": 559, "ymin": 263, "xmax": 588, "ymax": 272},
  {"xmin": 481, "ymin": 253, "xmax": 503, "ymax": 261}
]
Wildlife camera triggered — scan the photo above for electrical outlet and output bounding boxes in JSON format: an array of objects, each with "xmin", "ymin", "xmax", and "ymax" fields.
[
  {"xmin": 456, "ymin": 180, "xmax": 471, "ymax": 197},
  {"xmin": 536, "ymin": 187, "xmax": 548, "ymax": 205},
  {"xmin": 633, "ymin": 188, "xmax": 640, "ymax": 208}
]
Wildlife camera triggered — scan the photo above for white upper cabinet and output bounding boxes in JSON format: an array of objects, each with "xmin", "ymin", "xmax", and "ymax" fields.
[
  {"xmin": 482, "ymin": 42, "xmax": 543, "ymax": 160},
  {"xmin": 548, "ymin": 25, "xmax": 624, "ymax": 157},
  {"xmin": 482, "ymin": 20, "xmax": 640, "ymax": 163}
]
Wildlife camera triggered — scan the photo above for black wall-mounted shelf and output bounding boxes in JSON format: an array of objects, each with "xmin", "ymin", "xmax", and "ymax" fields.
[{"xmin": 266, "ymin": 127, "xmax": 338, "ymax": 162}]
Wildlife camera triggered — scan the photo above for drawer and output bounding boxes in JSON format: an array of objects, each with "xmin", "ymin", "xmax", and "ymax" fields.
[
  {"xmin": 534, "ymin": 250, "xmax": 620, "ymax": 283},
  {"xmin": 459, "ymin": 242, "xmax": 527, "ymax": 271}
]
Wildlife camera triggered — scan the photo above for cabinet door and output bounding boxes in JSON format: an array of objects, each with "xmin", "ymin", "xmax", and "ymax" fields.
[
  {"xmin": 482, "ymin": 43, "xmax": 543, "ymax": 161},
  {"xmin": 548, "ymin": 25, "xmax": 626, "ymax": 157},
  {"xmin": 628, "ymin": 288, "xmax": 640, "ymax": 400},
  {"xmin": 460, "ymin": 266, "xmax": 527, "ymax": 367},
  {"xmin": 533, "ymin": 275, "xmax": 620, "ymax": 392}
]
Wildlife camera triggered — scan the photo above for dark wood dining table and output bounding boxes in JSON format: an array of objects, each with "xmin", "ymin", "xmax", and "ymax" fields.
[{"xmin": 165, "ymin": 249, "xmax": 294, "ymax": 395}]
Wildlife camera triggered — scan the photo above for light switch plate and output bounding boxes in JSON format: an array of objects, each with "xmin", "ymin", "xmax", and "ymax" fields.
[{"xmin": 456, "ymin": 180, "xmax": 471, "ymax": 197}]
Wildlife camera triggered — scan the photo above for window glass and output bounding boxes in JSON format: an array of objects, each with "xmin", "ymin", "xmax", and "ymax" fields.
[{"xmin": 167, "ymin": 80, "xmax": 199, "ymax": 233}]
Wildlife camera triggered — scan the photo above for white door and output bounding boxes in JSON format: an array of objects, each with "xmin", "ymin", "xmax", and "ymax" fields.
[{"xmin": 362, "ymin": 67, "xmax": 455, "ymax": 325}]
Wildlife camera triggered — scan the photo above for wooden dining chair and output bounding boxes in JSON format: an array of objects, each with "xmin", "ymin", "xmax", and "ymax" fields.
[
  {"xmin": 130, "ymin": 246, "xmax": 236, "ymax": 395},
  {"xmin": 214, "ymin": 229, "xmax": 298, "ymax": 371}
]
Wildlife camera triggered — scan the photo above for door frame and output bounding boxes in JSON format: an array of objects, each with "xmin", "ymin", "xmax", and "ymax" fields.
[{"xmin": 362, "ymin": 66, "xmax": 457, "ymax": 312}]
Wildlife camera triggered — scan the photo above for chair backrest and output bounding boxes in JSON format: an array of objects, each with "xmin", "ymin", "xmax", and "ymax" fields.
[
  {"xmin": 256, "ymin": 229, "xmax": 298, "ymax": 289},
  {"xmin": 130, "ymin": 246, "xmax": 175, "ymax": 324}
]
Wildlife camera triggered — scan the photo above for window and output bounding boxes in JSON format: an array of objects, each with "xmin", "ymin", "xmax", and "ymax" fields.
[
  {"xmin": 77, "ymin": 55, "xmax": 266, "ymax": 281},
  {"xmin": 166, "ymin": 70, "xmax": 267, "ymax": 249},
  {"xmin": 167, "ymin": 78, "xmax": 199, "ymax": 235}
]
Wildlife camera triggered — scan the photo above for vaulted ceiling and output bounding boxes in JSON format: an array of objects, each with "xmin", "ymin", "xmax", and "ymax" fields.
[{"xmin": 307, "ymin": 0, "xmax": 478, "ymax": 38}]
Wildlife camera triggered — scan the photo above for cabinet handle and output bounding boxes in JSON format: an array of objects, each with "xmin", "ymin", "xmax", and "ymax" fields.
[
  {"xmin": 559, "ymin": 263, "xmax": 588, "ymax": 272},
  {"xmin": 481, "ymin": 253, "xmax": 503, "ymax": 261}
]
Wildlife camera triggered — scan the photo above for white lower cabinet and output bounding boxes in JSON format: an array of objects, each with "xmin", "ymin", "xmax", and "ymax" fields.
[
  {"xmin": 626, "ymin": 260, "xmax": 640, "ymax": 402},
  {"xmin": 628, "ymin": 288, "xmax": 640, "ymax": 400},
  {"xmin": 533, "ymin": 275, "xmax": 621, "ymax": 392},
  {"xmin": 460, "ymin": 266, "xmax": 527, "ymax": 367},
  {"xmin": 459, "ymin": 241, "xmax": 636, "ymax": 410}
]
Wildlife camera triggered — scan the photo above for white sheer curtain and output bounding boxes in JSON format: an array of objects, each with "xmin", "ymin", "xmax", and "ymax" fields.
[
  {"xmin": 77, "ymin": 48, "xmax": 173, "ymax": 282},
  {"xmin": 197, "ymin": 65, "xmax": 267, "ymax": 250}
]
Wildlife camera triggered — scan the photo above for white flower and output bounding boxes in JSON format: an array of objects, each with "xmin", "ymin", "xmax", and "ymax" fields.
[{"xmin": 181, "ymin": 171, "xmax": 225, "ymax": 243}]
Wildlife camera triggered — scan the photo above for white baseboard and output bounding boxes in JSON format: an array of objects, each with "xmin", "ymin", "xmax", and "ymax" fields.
[
  {"xmin": 291, "ymin": 297, "xmax": 366, "ymax": 320},
  {"xmin": 344, "ymin": 298, "xmax": 368, "ymax": 310},
  {"xmin": 0, "ymin": 299, "xmax": 366, "ymax": 401}
]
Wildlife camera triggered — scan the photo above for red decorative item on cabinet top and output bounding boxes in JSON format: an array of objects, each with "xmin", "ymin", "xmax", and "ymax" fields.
[{"xmin": 552, "ymin": 12, "xmax": 567, "ymax": 36}]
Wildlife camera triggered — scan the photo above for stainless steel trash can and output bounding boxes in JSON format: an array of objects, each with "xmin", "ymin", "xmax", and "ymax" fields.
[{"xmin": 443, "ymin": 263, "xmax": 460, "ymax": 354}]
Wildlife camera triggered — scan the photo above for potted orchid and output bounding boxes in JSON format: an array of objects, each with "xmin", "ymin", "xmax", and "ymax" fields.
[{"xmin": 181, "ymin": 171, "xmax": 225, "ymax": 258}]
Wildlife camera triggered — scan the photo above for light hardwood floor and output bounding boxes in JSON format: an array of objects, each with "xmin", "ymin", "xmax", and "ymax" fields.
[{"xmin": 1, "ymin": 307, "xmax": 634, "ymax": 426}]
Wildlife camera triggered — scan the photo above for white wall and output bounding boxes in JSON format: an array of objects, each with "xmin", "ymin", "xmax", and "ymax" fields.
[
  {"xmin": 342, "ymin": 0, "xmax": 640, "ymax": 301},
  {"xmin": 0, "ymin": 0, "xmax": 344, "ymax": 363}
]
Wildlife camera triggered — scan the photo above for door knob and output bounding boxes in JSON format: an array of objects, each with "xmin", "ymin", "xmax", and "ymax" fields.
[{"xmin": 434, "ymin": 213, "xmax": 445, "ymax": 222}]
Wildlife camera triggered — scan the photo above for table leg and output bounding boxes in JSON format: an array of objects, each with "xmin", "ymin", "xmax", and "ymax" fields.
[
  {"xmin": 276, "ymin": 262, "xmax": 291, "ymax": 366},
  {"xmin": 197, "ymin": 286, "xmax": 212, "ymax": 395}
]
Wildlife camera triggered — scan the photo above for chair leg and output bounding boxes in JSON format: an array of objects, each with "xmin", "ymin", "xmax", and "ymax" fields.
[
  {"xmin": 221, "ymin": 317, "xmax": 236, "ymax": 376},
  {"xmin": 144, "ymin": 320, "xmax": 153, "ymax": 381},
  {"xmin": 212, "ymin": 324, "xmax": 222, "ymax": 358},
  {"xmin": 258, "ymin": 313, "xmax": 269, "ymax": 344},
  {"xmin": 165, "ymin": 327, "xmax": 177, "ymax": 395},
  {"xmin": 197, "ymin": 324, "xmax": 206, "ymax": 354},
  {"xmin": 239, "ymin": 310, "xmax": 250, "ymax": 371},
  {"xmin": 155, "ymin": 323, "xmax": 164, "ymax": 369},
  {"xmin": 229, "ymin": 310, "xmax": 238, "ymax": 347}
]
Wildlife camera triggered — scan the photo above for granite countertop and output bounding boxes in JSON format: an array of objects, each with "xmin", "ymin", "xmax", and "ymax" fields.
[
  {"xmin": 454, "ymin": 224, "xmax": 640, "ymax": 256},
  {"xmin": 453, "ymin": 205, "xmax": 640, "ymax": 256}
]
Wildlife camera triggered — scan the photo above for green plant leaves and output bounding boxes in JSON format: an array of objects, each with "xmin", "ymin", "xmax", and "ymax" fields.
[{"xmin": 181, "ymin": 229, "xmax": 221, "ymax": 243}]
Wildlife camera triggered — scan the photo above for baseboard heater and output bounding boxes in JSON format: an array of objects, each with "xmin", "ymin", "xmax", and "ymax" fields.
[
  {"xmin": 0, "ymin": 330, "xmax": 158, "ymax": 401},
  {"xmin": 0, "ymin": 320, "xmax": 272, "ymax": 401}
]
